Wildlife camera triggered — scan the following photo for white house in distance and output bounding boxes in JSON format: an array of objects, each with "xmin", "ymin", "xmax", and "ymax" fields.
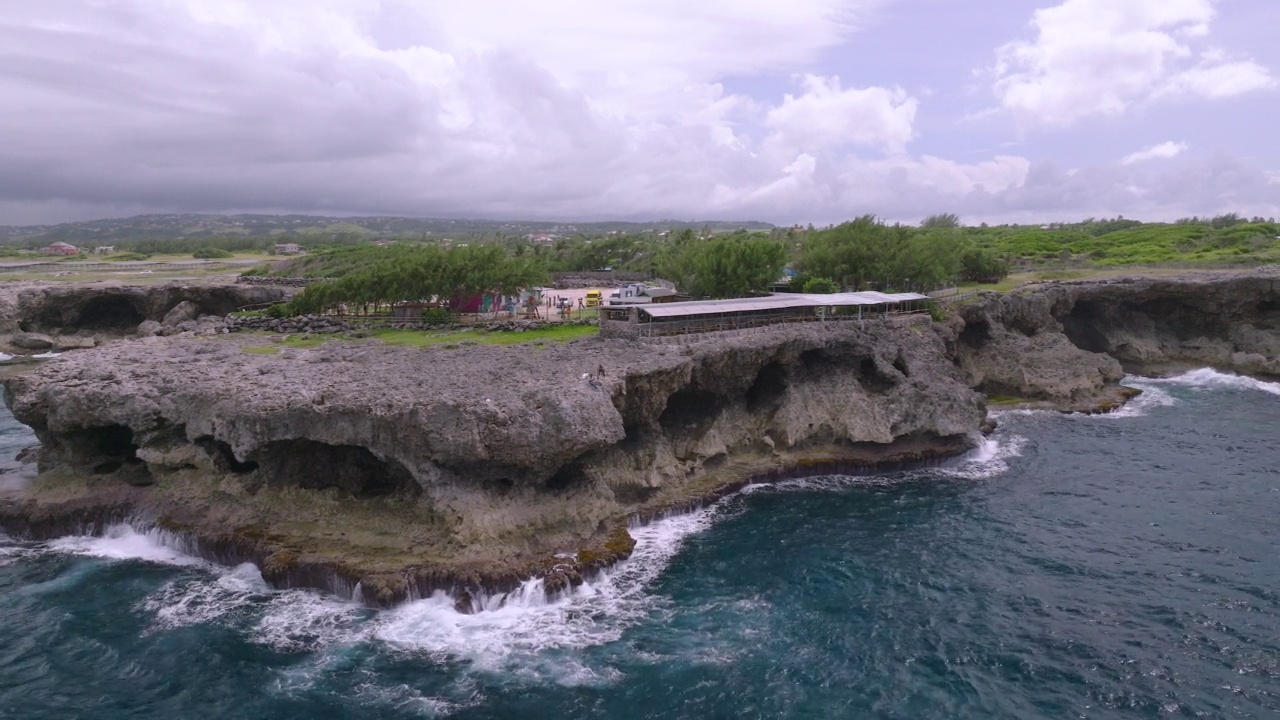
[
  {"xmin": 273, "ymin": 243, "xmax": 305, "ymax": 255},
  {"xmin": 94, "ymin": 246, "xmax": 115, "ymax": 254}
]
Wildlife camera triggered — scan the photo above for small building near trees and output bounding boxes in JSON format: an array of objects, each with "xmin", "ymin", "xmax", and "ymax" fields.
[{"xmin": 41, "ymin": 242, "xmax": 79, "ymax": 256}]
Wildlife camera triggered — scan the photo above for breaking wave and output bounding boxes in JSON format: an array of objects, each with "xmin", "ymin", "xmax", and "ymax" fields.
[
  {"xmin": 937, "ymin": 434, "xmax": 1027, "ymax": 479},
  {"xmin": 48, "ymin": 525, "xmax": 203, "ymax": 566},
  {"xmin": 367, "ymin": 508, "xmax": 718, "ymax": 681},
  {"xmin": 1136, "ymin": 368, "xmax": 1280, "ymax": 396}
]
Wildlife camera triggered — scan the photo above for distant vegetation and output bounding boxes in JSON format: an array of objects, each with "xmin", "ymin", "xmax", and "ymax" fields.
[
  {"xmin": 961, "ymin": 214, "xmax": 1278, "ymax": 268},
  {"xmin": 3, "ymin": 212, "xmax": 1276, "ymax": 298},
  {"xmin": 192, "ymin": 247, "xmax": 234, "ymax": 259},
  {"xmin": 270, "ymin": 245, "xmax": 547, "ymax": 317}
]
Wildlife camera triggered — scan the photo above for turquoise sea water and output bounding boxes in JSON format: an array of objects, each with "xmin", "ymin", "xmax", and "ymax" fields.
[{"xmin": 1, "ymin": 368, "xmax": 1278, "ymax": 719}]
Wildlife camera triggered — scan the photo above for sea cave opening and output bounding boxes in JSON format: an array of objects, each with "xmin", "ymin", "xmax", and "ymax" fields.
[
  {"xmin": 252, "ymin": 440, "xmax": 419, "ymax": 498},
  {"xmin": 76, "ymin": 296, "xmax": 147, "ymax": 332},
  {"xmin": 658, "ymin": 389, "xmax": 722, "ymax": 433},
  {"xmin": 745, "ymin": 362, "xmax": 788, "ymax": 413},
  {"xmin": 1058, "ymin": 300, "xmax": 1112, "ymax": 354}
]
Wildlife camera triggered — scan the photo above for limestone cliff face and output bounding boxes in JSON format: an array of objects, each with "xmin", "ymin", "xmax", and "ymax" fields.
[
  {"xmin": 10, "ymin": 271, "xmax": 1271, "ymax": 604},
  {"xmin": 0, "ymin": 282, "xmax": 290, "ymax": 351},
  {"xmin": 956, "ymin": 271, "xmax": 1280, "ymax": 403},
  {"xmin": 1, "ymin": 316, "xmax": 984, "ymax": 603},
  {"xmin": 1046, "ymin": 274, "xmax": 1279, "ymax": 376}
]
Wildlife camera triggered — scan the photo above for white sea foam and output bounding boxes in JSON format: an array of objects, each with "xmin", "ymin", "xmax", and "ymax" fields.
[
  {"xmin": 0, "ymin": 541, "xmax": 34, "ymax": 567},
  {"xmin": 364, "ymin": 508, "xmax": 718, "ymax": 680},
  {"xmin": 32, "ymin": 351, "xmax": 63, "ymax": 359},
  {"xmin": 48, "ymin": 525, "xmax": 203, "ymax": 566},
  {"xmin": 253, "ymin": 589, "xmax": 369, "ymax": 651},
  {"xmin": 140, "ymin": 562, "xmax": 271, "ymax": 631},
  {"xmin": 0, "ymin": 353, "xmax": 12, "ymax": 362},
  {"xmin": 351, "ymin": 682, "xmax": 465, "ymax": 718},
  {"xmin": 1091, "ymin": 383, "xmax": 1179, "ymax": 419},
  {"xmin": 939, "ymin": 434, "xmax": 1027, "ymax": 479},
  {"xmin": 1137, "ymin": 368, "xmax": 1280, "ymax": 397}
]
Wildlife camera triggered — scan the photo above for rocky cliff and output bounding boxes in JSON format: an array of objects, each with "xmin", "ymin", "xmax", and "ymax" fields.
[
  {"xmin": 0, "ymin": 316, "xmax": 984, "ymax": 605},
  {"xmin": 2, "ymin": 270, "xmax": 1274, "ymax": 607},
  {"xmin": 955, "ymin": 271, "xmax": 1279, "ymax": 406},
  {"xmin": 0, "ymin": 282, "xmax": 290, "ymax": 353}
]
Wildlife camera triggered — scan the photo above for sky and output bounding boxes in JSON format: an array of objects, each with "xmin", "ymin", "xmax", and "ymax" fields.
[{"xmin": 1, "ymin": 0, "xmax": 1277, "ymax": 227}]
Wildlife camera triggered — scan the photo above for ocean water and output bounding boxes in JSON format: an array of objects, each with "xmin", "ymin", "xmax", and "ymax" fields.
[{"xmin": 1, "ymin": 369, "xmax": 1278, "ymax": 719}]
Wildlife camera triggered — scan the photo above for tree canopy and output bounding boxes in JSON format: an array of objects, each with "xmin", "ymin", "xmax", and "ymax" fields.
[
  {"xmin": 283, "ymin": 245, "xmax": 546, "ymax": 315},
  {"xmin": 655, "ymin": 233, "xmax": 787, "ymax": 298},
  {"xmin": 798, "ymin": 215, "xmax": 967, "ymax": 292}
]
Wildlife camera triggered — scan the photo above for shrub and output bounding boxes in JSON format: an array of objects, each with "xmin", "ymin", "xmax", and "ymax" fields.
[
  {"xmin": 421, "ymin": 307, "xmax": 453, "ymax": 324},
  {"xmin": 193, "ymin": 247, "xmax": 234, "ymax": 259},
  {"xmin": 801, "ymin": 277, "xmax": 840, "ymax": 294}
]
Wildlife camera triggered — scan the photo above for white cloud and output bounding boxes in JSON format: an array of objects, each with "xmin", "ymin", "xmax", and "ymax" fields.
[
  {"xmin": 1122, "ymin": 141, "xmax": 1189, "ymax": 165},
  {"xmin": 764, "ymin": 75, "xmax": 918, "ymax": 155},
  {"xmin": 0, "ymin": 0, "xmax": 1275, "ymax": 227},
  {"xmin": 991, "ymin": 0, "xmax": 1275, "ymax": 127}
]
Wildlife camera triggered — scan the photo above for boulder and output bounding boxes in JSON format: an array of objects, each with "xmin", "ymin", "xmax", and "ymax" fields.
[
  {"xmin": 51, "ymin": 335, "xmax": 98, "ymax": 352},
  {"xmin": 10, "ymin": 332, "xmax": 54, "ymax": 350},
  {"xmin": 137, "ymin": 320, "xmax": 162, "ymax": 337},
  {"xmin": 162, "ymin": 301, "xmax": 200, "ymax": 327}
]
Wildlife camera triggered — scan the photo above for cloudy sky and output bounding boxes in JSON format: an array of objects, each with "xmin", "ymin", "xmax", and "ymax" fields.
[{"xmin": 2, "ymin": 0, "xmax": 1277, "ymax": 226}]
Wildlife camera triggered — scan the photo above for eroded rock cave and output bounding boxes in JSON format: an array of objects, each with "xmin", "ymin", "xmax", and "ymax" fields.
[
  {"xmin": 61, "ymin": 424, "xmax": 151, "ymax": 483},
  {"xmin": 745, "ymin": 362, "xmax": 788, "ymax": 412},
  {"xmin": 659, "ymin": 389, "xmax": 722, "ymax": 433},
  {"xmin": 1058, "ymin": 299, "xmax": 1112, "ymax": 354},
  {"xmin": 250, "ymin": 440, "xmax": 419, "ymax": 498},
  {"xmin": 78, "ymin": 296, "xmax": 146, "ymax": 332}
]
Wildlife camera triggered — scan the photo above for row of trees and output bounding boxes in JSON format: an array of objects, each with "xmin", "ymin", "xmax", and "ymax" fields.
[
  {"xmin": 655, "ymin": 233, "xmax": 788, "ymax": 298},
  {"xmin": 283, "ymin": 245, "xmax": 546, "ymax": 315},
  {"xmin": 796, "ymin": 216, "xmax": 1006, "ymax": 292},
  {"xmin": 260, "ymin": 216, "xmax": 1017, "ymax": 313}
]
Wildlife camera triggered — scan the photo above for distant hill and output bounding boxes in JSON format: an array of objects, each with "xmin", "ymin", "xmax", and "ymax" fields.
[{"xmin": 0, "ymin": 214, "xmax": 776, "ymax": 246}]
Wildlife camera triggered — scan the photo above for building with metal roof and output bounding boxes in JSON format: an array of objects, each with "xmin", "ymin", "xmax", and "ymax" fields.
[{"xmin": 600, "ymin": 291, "xmax": 931, "ymax": 339}]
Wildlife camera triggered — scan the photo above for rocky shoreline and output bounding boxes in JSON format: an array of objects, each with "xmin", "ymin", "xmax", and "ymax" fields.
[{"xmin": 0, "ymin": 270, "xmax": 1275, "ymax": 608}]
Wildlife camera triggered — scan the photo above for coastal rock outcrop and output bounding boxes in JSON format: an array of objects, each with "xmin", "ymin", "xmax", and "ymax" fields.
[
  {"xmin": 5, "ymin": 270, "xmax": 1273, "ymax": 606},
  {"xmin": 1, "ymin": 316, "xmax": 985, "ymax": 604},
  {"xmin": 0, "ymin": 282, "xmax": 290, "ymax": 353},
  {"xmin": 955, "ymin": 271, "xmax": 1280, "ymax": 406}
]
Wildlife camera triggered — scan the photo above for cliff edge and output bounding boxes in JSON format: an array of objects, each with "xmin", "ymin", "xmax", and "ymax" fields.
[{"xmin": 1, "ymin": 315, "xmax": 984, "ymax": 605}]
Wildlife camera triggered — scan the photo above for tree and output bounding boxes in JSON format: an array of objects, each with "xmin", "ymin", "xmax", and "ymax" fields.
[
  {"xmin": 800, "ymin": 216, "xmax": 964, "ymax": 292},
  {"xmin": 283, "ymin": 245, "xmax": 547, "ymax": 316},
  {"xmin": 921, "ymin": 213, "xmax": 961, "ymax": 229},
  {"xmin": 960, "ymin": 249, "xmax": 1009, "ymax": 283},
  {"xmin": 656, "ymin": 236, "xmax": 787, "ymax": 298},
  {"xmin": 801, "ymin": 277, "xmax": 839, "ymax": 294}
]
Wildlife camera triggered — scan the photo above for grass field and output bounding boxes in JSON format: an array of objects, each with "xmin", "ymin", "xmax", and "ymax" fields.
[{"xmin": 239, "ymin": 323, "xmax": 598, "ymax": 354}]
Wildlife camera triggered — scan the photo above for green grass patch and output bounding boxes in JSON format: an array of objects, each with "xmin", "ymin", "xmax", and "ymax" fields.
[
  {"xmin": 238, "ymin": 323, "xmax": 597, "ymax": 353},
  {"xmin": 368, "ymin": 323, "xmax": 597, "ymax": 347}
]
